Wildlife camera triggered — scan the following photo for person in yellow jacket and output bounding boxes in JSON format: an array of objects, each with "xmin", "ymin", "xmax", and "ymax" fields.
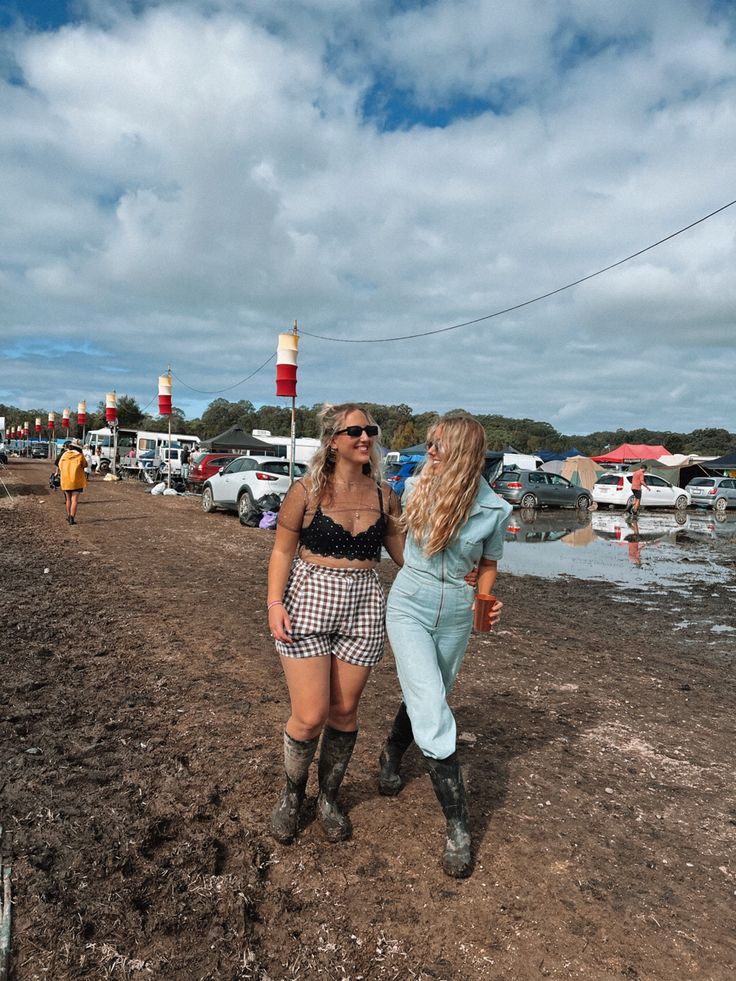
[{"xmin": 57, "ymin": 440, "xmax": 88, "ymax": 524}]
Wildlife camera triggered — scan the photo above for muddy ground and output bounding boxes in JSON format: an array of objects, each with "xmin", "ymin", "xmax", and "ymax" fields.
[{"xmin": 1, "ymin": 459, "xmax": 735, "ymax": 980}]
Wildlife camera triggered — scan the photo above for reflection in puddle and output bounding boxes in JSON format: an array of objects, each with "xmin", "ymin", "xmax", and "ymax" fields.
[{"xmin": 499, "ymin": 508, "xmax": 736, "ymax": 588}]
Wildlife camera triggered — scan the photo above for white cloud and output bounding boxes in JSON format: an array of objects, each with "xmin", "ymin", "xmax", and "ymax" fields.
[{"xmin": 1, "ymin": 0, "xmax": 735, "ymax": 433}]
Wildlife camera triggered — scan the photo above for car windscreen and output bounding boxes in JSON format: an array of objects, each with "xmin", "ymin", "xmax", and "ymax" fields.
[
  {"xmin": 596, "ymin": 474, "xmax": 621, "ymax": 485},
  {"xmin": 688, "ymin": 478, "xmax": 715, "ymax": 487}
]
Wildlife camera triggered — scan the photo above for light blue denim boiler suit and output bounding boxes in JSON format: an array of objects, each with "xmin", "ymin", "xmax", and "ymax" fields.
[{"xmin": 386, "ymin": 479, "xmax": 512, "ymax": 760}]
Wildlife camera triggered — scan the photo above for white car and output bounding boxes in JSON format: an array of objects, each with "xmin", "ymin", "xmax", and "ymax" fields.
[
  {"xmin": 201, "ymin": 456, "xmax": 306, "ymax": 519},
  {"xmin": 592, "ymin": 472, "xmax": 690, "ymax": 510}
]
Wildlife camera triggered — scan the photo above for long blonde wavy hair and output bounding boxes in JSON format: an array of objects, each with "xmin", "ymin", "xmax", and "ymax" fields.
[
  {"xmin": 308, "ymin": 403, "xmax": 383, "ymax": 502},
  {"xmin": 402, "ymin": 412, "xmax": 487, "ymax": 556}
]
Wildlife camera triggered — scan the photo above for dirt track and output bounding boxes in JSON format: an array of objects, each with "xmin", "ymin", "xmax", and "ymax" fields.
[{"xmin": 1, "ymin": 459, "xmax": 735, "ymax": 980}]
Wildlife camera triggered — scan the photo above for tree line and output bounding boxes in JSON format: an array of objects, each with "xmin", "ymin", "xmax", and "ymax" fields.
[{"xmin": 1, "ymin": 397, "xmax": 733, "ymax": 457}]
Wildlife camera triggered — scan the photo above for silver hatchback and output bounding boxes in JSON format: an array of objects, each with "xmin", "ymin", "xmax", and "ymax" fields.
[{"xmin": 685, "ymin": 476, "xmax": 736, "ymax": 511}]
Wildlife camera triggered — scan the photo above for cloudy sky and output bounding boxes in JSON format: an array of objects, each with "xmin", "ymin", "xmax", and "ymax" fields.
[{"xmin": 1, "ymin": 0, "xmax": 735, "ymax": 435}]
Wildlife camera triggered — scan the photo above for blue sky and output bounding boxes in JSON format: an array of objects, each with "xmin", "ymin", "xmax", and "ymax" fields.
[{"xmin": 1, "ymin": 0, "xmax": 735, "ymax": 434}]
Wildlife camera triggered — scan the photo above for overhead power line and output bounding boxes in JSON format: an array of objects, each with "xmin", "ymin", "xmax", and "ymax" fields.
[
  {"xmin": 299, "ymin": 198, "xmax": 736, "ymax": 344},
  {"xmin": 171, "ymin": 353, "xmax": 276, "ymax": 396}
]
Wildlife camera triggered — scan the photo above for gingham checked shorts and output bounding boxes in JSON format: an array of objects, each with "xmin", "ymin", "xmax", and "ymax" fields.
[{"xmin": 274, "ymin": 557, "xmax": 386, "ymax": 667}]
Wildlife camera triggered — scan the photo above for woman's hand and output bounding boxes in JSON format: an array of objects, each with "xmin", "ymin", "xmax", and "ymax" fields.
[
  {"xmin": 268, "ymin": 603, "xmax": 293, "ymax": 643},
  {"xmin": 488, "ymin": 597, "xmax": 503, "ymax": 627},
  {"xmin": 464, "ymin": 566, "xmax": 479, "ymax": 588}
]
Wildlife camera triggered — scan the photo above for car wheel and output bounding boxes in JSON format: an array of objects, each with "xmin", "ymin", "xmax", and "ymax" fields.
[
  {"xmin": 674, "ymin": 510, "xmax": 687, "ymax": 525},
  {"xmin": 575, "ymin": 494, "xmax": 591, "ymax": 510},
  {"xmin": 714, "ymin": 496, "xmax": 727, "ymax": 512},
  {"xmin": 238, "ymin": 489, "xmax": 255, "ymax": 520},
  {"xmin": 201, "ymin": 486, "xmax": 215, "ymax": 513},
  {"xmin": 520, "ymin": 492, "xmax": 537, "ymax": 509},
  {"xmin": 674, "ymin": 495, "xmax": 688, "ymax": 510}
]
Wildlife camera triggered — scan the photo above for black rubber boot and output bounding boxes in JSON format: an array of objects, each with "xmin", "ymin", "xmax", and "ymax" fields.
[
  {"xmin": 270, "ymin": 732, "xmax": 319, "ymax": 844},
  {"xmin": 378, "ymin": 702, "xmax": 414, "ymax": 796},
  {"xmin": 317, "ymin": 726, "xmax": 358, "ymax": 842},
  {"xmin": 425, "ymin": 753, "xmax": 473, "ymax": 879}
]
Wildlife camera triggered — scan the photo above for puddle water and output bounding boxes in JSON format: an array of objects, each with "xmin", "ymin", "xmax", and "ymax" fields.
[{"xmin": 498, "ymin": 508, "xmax": 736, "ymax": 589}]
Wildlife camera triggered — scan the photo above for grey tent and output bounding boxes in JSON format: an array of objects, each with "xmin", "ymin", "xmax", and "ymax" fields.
[{"xmin": 200, "ymin": 426, "xmax": 274, "ymax": 453}]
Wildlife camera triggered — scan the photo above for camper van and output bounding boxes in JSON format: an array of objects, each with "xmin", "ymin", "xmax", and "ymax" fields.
[
  {"xmin": 85, "ymin": 428, "xmax": 137, "ymax": 461},
  {"xmin": 85, "ymin": 428, "xmax": 199, "ymax": 464},
  {"xmin": 135, "ymin": 430, "xmax": 199, "ymax": 456},
  {"xmin": 251, "ymin": 430, "xmax": 319, "ymax": 465}
]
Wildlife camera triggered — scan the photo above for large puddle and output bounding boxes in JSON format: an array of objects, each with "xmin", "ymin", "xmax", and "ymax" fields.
[{"xmin": 498, "ymin": 507, "xmax": 736, "ymax": 589}]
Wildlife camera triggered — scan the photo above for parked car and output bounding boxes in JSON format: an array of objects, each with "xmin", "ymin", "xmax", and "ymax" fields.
[
  {"xmin": 492, "ymin": 468, "xmax": 592, "ymax": 509},
  {"xmin": 187, "ymin": 452, "xmax": 243, "ymax": 491},
  {"xmin": 685, "ymin": 476, "xmax": 736, "ymax": 512},
  {"xmin": 592, "ymin": 472, "xmax": 690, "ymax": 510},
  {"xmin": 384, "ymin": 460, "xmax": 420, "ymax": 497},
  {"xmin": 201, "ymin": 456, "xmax": 307, "ymax": 519},
  {"xmin": 30, "ymin": 442, "xmax": 49, "ymax": 458}
]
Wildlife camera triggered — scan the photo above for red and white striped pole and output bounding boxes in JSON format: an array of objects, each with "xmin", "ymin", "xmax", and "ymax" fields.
[
  {"xmin": 47, "ymin": 412, "xmax": 56, "ymax": 458},
  {"xmin": 77, "ymin": 401, "xmax": 87, "ymax": 442},
  {"xmin": 158, "ymin": 372, "xmax": 173, "ymax": 489},
  {"xmin": 105, "ymin": 392, "xmax": 118, "ymax": 475},
  {"xmin": 276, "ymin": 323, "xmax": 299, "ymax": 485}
]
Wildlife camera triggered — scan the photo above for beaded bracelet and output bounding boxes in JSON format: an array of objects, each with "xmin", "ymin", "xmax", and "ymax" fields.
[{"xmin": 267, "ymin": 600, "xmax": 283, "ymax": 610}]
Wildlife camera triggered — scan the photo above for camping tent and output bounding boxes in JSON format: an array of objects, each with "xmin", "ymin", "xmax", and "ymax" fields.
[
  {"xmin": 537, "ymin": 448, "xmax": 584, "ymax": 462},
  {"xmin": 200, "ymin": 426, "xmax": 274, "ymax": 453},
  {"xmin": 591, "ymin": 442, "xmax": 670, "ymax": 463},
  {"xmin": 561, "ymin": 456, "xmax": 603, "ymax": 491}
]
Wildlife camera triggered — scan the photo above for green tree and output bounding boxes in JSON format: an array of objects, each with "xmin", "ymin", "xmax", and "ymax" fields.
[{"xmin": 390, "ymin": 420, "xmax": 419, "ymax": 451}]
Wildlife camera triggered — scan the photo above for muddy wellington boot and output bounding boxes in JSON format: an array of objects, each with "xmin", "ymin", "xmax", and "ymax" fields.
[
  {"xmin": 378, "ymin": 702, "xmax": 414, "ymax": 796},
  {"xmin": 317, "ymin": 726, "xmax": 358, "ymax": 842},
  {"xmin": 270, "ymin": 731, "xmax": 319, "ymax": 844},
  {"xmin": 425, "ymin": 753, "xmax": 473, "ymax": 879}
]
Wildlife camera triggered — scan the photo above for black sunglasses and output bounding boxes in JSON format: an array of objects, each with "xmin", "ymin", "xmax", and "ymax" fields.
[{"xmin": 333, "ymin": 425, "xmax": 379, "ymax": 438}]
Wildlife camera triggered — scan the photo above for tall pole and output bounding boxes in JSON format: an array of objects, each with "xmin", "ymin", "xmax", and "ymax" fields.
[
  {"xmin": 289, "ymin": 320, "xmax": 297, "ymax": 485},
  {"xmin": 167, "ymin": 365, "xmax": 172, "ymax": 490}
]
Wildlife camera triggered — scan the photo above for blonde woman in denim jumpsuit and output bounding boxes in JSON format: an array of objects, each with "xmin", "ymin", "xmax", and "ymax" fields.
[{"xmin": 380, "ymin": 413, "xmax": 512, "ymax": 878}]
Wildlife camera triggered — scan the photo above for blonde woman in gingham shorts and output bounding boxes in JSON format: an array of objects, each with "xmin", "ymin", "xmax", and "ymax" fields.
[{"xmin": 267, "ymin": 403, "xmax": 404, "ymax": 846}]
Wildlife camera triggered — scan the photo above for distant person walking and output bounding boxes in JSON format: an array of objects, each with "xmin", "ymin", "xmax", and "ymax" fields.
[
  {"xmin": 57, "ymin": 439, "xmax": 88, "ymax": 524},
  {"xmin": 626, "ymin": 464, "xmax": 648, "ymax": 517},
  {"xmin": 181, "ymin": 444, "xmax": 191, "ymax": 483}
]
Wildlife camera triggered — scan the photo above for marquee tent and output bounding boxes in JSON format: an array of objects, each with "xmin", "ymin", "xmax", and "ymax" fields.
[
  {"xmin": 704, "ymin": 450, "xmax": 736, "ymax": 470},
  {"xmin": 200, "ymin": 426, "xmax": 274, "ymax": 452},
  {"xmin": 591, "ymin": 443, "xmax": 670, "ymax": 463}
]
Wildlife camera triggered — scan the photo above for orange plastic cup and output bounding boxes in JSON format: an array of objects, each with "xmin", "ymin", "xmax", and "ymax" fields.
[{"xmin": 473, "ymin": 593, "xmax": 497, "ymax": 633}]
